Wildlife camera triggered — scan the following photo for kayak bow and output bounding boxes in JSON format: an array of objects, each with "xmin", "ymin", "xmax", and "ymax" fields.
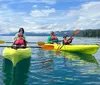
[{"xmin": 2, "ymin": 46, "xmax": 31, "ymax": 66}]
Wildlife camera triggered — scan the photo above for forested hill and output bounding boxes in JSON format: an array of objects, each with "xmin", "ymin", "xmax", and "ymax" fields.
[
  {"xmin": 56, "ymin": 29, "xmax": 100, "ymax": 37},
  {"xmin": 0, "ymin": 29, "xmax": 100, "ymax": 37},
  {"xmin": 79, "ymin": 29, "xmax": 100, "ymax": 37}
]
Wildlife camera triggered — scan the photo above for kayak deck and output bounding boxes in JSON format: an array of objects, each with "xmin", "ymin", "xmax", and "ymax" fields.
[
  {"xmin": 2, "ymin": 47, "xmax": 31, "ymax": 66},
  {"xmin": 45, "ymin": 44, "xmax": 99, "ymax": 54}
]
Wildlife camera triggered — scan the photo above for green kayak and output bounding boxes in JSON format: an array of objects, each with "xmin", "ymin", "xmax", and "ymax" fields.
[
  {"xmin": 2, "ymin": 46, "xmax": 31, "ymax": 66},
  {"xmin": 45, "ymin": 44, "xmax": 99, "ymax": 54}
]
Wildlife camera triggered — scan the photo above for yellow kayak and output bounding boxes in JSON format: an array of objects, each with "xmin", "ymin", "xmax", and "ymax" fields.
[
  {"xmin": 45, "ymin": 44, "xmax": 99, "ymax": 54},
  {"xmin": 2, "ymin": 46, "xmax": 31, "ymax": 66}
]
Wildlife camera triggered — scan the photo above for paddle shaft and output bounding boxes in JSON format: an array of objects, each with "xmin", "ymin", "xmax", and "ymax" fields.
[
  {"xmin": 59, "ymin": 45, "xmax": 64, "ymax": 50},
  {"xmin": 5, "ymin": 41, "xmax": 37, "ymax": 44},
  {"xmin": 68, "ymin": 34, "xmax": 75, "ymax": 40},
  {"xmin": 59, "ymin": 36, "xmax": 74, "ymax": 50},
  {"xmin": 0, "ymin": 45, "xmax": 41, "ymax": 48},
  {"xmin": 56, "ymin": 30, "xmax": 78, "ymax": 52}
]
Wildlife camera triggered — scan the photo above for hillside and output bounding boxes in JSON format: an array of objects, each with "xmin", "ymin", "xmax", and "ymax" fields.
[{"xmin": 0, "ymin": 29, "xmax": 100, "ymax": 37}]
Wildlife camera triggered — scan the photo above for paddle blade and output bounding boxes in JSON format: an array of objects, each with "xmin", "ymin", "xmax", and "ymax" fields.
[
  {"xmin": 37, "ymin": 42, "xmax": 45, "ymax": 46},
  {"xmin": 0, "ymin": 40, "xmax": 5, "ymax": 44},
  {"xmin": 42, "ymin": 45, "xmax": 54, "ymax": 50},
  {"xmin": 74, "ymin": 29, "xmax": 78, "ymax": 35}
]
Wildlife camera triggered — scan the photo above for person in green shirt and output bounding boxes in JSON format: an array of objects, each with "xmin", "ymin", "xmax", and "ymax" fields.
[{"xmin": 47, "ymin": 31, "xmax": 60, "ymax": 44}]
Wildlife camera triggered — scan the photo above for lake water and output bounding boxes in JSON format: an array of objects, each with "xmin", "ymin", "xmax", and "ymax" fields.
[{"xmin": 0, "ymin": 36, "xmax": 100, "ymax": 85}]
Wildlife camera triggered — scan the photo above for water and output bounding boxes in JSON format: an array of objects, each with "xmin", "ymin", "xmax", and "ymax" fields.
[{"xmin": 0, "ymin": 36, "xmax": 100, "ymax": 85}]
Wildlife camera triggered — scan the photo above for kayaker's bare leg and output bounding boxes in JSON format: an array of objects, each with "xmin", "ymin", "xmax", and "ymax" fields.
[
  {"xmin": 21, "ymin": 45, "xmax": 25, "ymax": 48},
  {"xmin": 21, "ymin": 45, "xmax": 24, "ymax": 47},
  {"xmin": 14, "ymin": 45, "xmax": 17, "ymax": 47}
]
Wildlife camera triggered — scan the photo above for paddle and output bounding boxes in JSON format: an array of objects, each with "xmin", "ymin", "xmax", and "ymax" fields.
[
  {"xmin": 37, "ymin": 41, "xmax": 45, "ymax": 46},
  {"xmin": 0, "ymin": 45, "xmax": 41, "ymax": 48},
  {"xmin": 0, "ymin": 40, "xmax": 46, "ymax": 46},
  {"xmin": 0, "ymin": 40, "xmax": 53, "ymax": 50},
  {"xmin": 0, "ymin": 40, "xmax": 39, "ymax": 44},
  {"xmin": 0, "ymin": 40, "xmax": 6, "ymax": 44},
  {"xmin": 56, "ymin": 29, "xmax": 79, "ymax": 52},
  {"xmin": 0, "ymin": 45, "xmax": 54, "ymax": 50},
  {"xmin": 37, "ymin": 41, "xmax": 55, "ymax": 50},
  {"xmin": 42, "ymin": 45, "xmax": 54, "ymax": 50},
  {"xmin": 68, "ymin": 29, "xmax": 78, "ymax": 40}
]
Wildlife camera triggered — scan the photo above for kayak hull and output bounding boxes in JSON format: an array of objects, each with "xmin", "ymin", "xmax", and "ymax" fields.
[
  {"xmin": 2, "ymin": 47, "xmax": 31, "ymax": 66},
  {"xmin": 45, "ymin": 44, "xmax": 99, "ymax": 54}
]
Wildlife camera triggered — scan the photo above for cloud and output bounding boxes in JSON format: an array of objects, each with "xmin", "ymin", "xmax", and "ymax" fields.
[
  {"xmin": 33, "ymin": 5, "xmax": 38, "ymax": 8},
  {"xmin": 65, "ymin": 1, "xmax": 100, "ymax": 30},
  {"xmin": 45, "ymin": 5, "xmax": 50, "ymax": 8},
  {"xmin": 77, "ymin": 2, "xmax": 100, "ymax": 29},
  {"xmin": 0, "ymin": 1, "xmax": 100, "ymax": 34},
  {"xmin": 30, "ymin": 8, "xmax": 56, "ymax": 17}
]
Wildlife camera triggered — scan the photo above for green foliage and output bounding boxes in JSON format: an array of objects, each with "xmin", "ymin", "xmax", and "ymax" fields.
[{"xmin": 82, "ymin": 29, "xmax": 100, "ymax": 37}]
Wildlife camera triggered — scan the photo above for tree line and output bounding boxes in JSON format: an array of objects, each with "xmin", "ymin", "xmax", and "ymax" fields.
[{"xmin": 77, "ymin": 29, "xmax": 100, "ymax": 37}]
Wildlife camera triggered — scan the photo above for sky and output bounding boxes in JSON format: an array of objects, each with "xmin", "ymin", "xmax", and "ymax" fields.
[{"xmin": 0, "ymin": 0, "xmax": 100, "ymax": 34}]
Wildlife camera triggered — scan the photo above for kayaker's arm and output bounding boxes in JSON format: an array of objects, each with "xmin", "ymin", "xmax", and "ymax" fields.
[
  {"xmin": 13, "ymin": 33, "xmax": 18, "ymax": 41},
  {"xmin": 47, "ymin": 36, "xmax": 53, "ymax": 43},
  {"xmin": 52, "ymin": 39, "xmax": 61, "ymax": 43},
  {"xmin": 68, "ymin": 37, "xmax": 74, "ymax": 43}
]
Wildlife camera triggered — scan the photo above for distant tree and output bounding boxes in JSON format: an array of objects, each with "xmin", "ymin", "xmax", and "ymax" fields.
[{"xmin": 80, "ymin": 29, "xmax": 100, "ymax": 37}]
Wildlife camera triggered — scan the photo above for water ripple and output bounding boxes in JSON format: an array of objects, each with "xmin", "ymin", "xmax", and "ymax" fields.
[{"xmin": 0, "ymin": 36, "xmax": 100, "ymax": 85}]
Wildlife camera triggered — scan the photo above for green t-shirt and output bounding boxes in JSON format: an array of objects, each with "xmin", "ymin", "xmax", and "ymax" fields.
[{"xmin": 47, "ymin": 36, "xmax": 60, "ymax": 43}]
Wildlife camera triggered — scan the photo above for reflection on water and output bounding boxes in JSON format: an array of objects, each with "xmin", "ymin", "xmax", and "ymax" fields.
[
  {"xmin": 2, "ymin": 57, "xmax": 31, "ymax": 85},
  {"xmin": 59, "ymin": 51, "xmax": 100, "ymax": 75},
  {"xmin": 1, "ymin": 48, "xmax": 100, "ymax": 85},
  {"xmin": 32, "ymin": 49, "xmax": 100, "ymax": 85},
  {"xmin": 60, "ymin": 51, "xmax": 99, "ymax": 65},
  {"xmin": 37, "ymin": 48, "xmax": 54, "ymax": 72}
]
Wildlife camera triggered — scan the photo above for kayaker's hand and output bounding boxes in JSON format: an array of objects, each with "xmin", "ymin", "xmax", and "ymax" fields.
[
  {"xmin": 68, "ymin": 37, "xmax": 74, "ymax": 40},
  {"xmin": 71, "ymin": 37, "xmax": 74, "ymax": 40}
]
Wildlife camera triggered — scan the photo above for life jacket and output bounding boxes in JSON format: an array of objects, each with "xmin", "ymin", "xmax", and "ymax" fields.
[
  {"xmin": 63, "ymin": 39, "xmax": 72, "ymax": 45},
  {"xmin": 14, "ymin": 39, "xmax": 25, "ymax": 45},
  {"xmin": 51, "ymin": 35, "xmax": 57, "ymax": 40},
  {"xmin": 14, "ymin": 33, "xmax": 25, "ymax": 45},
  {"xmin": 63, "ymin": 40, "xmax": 69, "ymax": 45}
]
